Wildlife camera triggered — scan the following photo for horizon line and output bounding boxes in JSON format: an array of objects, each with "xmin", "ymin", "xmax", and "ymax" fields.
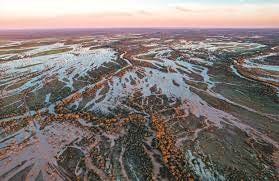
[{"xmin": 1, "ymin": 26, "xmax": 279, "ymax": 31}]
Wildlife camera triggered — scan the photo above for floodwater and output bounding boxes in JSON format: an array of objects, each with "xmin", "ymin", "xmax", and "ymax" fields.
[{"xmin": 0, "ymin": 29, "xmax": 278, "ymax": 180}]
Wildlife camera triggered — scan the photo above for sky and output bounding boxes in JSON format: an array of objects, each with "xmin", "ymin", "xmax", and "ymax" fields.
[{"xmin": 0, "ymin": 0, "xmax": 279, "ymax": 29}]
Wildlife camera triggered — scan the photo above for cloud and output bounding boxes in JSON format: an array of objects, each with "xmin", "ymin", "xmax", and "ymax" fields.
[
  {"xmin": 1, "ymin": 1, "xmax": 279, "ymax": 29},
  {"xmin": 137, "ymin": 10, "xmax": 152, "ymax": 15},
  {"xmin": 175, "ymin": 6, "xmax": 193, "ymax": 13},
  {"xmin": 96, "ymin": 12, "xmax": 133, "ymax": 17}
]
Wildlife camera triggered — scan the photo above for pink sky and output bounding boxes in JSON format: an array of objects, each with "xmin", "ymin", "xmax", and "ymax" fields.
[{"xmin": 1, "ymin": 0, "xmax": 279, "ymax": 29}]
